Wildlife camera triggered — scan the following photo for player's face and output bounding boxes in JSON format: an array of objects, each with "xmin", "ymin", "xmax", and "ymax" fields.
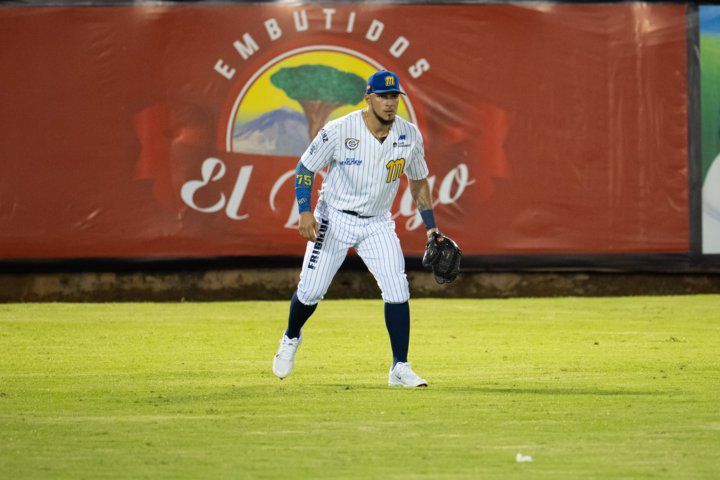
[{"xmin": 366, "ymin": 92, "xmax": 400, "ymax": 125}]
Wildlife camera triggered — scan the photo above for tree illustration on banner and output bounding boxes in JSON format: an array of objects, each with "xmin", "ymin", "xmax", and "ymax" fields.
[{"xmin": 271, "ymin": 65, "xmax": 366, "ymax": 139}]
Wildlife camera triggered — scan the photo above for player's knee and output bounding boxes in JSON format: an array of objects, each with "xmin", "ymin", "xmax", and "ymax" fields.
[
  {"xmin": 296, "ymin": 284, "xmax": 325, "ymax": 306},
  {"xmin": 380, "ymin": 275, "xmax": 410, "ymax": 303}
]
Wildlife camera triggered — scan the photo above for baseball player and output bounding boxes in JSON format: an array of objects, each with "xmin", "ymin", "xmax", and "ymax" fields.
[{"xmin": 272, "ymin": 70, "xmax": 440, "ymax": 387}]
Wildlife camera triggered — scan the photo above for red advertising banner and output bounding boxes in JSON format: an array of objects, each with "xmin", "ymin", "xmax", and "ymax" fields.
[{"xmin": 0, "ymin": 4, "xmax": 688, "ymax": 259}]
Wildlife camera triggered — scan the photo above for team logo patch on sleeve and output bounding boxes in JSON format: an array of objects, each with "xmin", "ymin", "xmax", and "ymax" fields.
[{"xmin": 344, "ymin": 137, "xmax": 359, "ymax": 150}]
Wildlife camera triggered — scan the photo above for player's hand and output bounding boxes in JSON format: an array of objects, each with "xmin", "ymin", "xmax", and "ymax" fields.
[
  {"xmin": 299, "ymin": 211, "xmax": 319, "ymax": 242},
  {"xmin": 426, "ymin": 227, "xmax": 442, "ymax": 241}
]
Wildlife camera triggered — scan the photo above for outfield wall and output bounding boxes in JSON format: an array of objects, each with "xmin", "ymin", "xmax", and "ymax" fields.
[
  {"xmin": 2, "ymin": 269, "xmax": 720, "ymax": 302},
  {"xmin": 1, "ymin": 1, "xmax": 719, "ymax": 277}
]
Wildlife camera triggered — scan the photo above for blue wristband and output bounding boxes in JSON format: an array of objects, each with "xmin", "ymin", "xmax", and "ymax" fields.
[
  {"xmin": 419, "ymin": 209, "xmax": 436, "ymax": 229},
  {"xmin": 295, "ymin": 162, "xmax": 314, "ymax": 213}
]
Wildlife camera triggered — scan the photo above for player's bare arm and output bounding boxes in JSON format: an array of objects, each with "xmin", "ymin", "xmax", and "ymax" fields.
[
  {"xmin": 409, "ymin": 178, "xmax": 440, "ymax": 239},
  {"xmin": 409, "ymin": 177, "xmax": 432, "ymax": 210}
]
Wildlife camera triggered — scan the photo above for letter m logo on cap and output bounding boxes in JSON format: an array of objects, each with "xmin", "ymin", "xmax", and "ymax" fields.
[{"xmin": 385, "ymin": 76, "xmax": 395, "ymax": 87}]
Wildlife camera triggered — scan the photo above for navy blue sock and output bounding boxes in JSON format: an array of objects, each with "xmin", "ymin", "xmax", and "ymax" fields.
[
  {"xmin": 285, "ymin": 292, "xmax": 317, "ymax": 339},
  {"xmin": 384, "ymin": 301, "xmax": 410, "ymax": 367}
]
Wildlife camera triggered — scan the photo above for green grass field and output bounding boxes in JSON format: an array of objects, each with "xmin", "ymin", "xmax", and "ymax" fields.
[{"xmin": 1, "ymin": 296, "xmax": 719, "ymax": 479}]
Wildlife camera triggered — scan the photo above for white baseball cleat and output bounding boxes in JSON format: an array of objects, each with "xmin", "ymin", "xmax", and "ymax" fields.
[
  {"xmin": 388, "ymin": 362, "xmax": 428, "ymax": 387},
  {"xmin": 272, "ymin": 333, "xmax": 303, "ymax": 379}
]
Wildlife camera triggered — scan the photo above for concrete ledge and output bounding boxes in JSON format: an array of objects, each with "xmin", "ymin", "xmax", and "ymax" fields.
[{"xmin": 1, "ymin": 270, "xmax": 719, "ymax": 302}]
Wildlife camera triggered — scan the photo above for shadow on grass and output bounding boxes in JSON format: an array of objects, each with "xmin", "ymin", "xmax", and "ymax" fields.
[
  {"xmin": 442, "ymin": 386, "xmax": 663, "ymax": 396},
  {"xmin": 321, "ymin": 384, "xmax": 665, "ymax": 396},
  {"xmin": 135, "ymin": 385, "xmax": 666, "ymax": 406}
]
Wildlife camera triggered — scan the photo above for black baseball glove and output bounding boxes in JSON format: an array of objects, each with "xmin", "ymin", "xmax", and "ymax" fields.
[{"xmin": 422, "ymin": 231, "xmax": 462, "ymax": 284}]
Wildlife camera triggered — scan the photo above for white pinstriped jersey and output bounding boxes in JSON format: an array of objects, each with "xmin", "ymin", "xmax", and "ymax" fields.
[{"xmin": 300, "ymin": 110, "xmax": 429, "ymax": 217}]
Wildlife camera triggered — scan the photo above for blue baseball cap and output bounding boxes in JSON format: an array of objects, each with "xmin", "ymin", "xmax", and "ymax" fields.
[{"xmin": 365, "ymin": 70, "xmax": 405, "ymax": 95}]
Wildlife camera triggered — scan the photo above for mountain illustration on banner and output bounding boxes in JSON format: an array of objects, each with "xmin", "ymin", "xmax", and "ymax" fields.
[{"xmin": 232, "ymin": 107, "xmax": 310, "ymax": 157}]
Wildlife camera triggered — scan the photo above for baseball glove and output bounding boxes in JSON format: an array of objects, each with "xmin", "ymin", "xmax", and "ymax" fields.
[{"xmin": 422, "ymin": 232, "xmax": 462, "ymax": 284}]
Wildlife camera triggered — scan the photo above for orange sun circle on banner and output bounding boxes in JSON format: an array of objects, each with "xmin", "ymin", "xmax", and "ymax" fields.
[{"xmin": 225, "ymin": 46, "xmax": 416, "ymax": 156}]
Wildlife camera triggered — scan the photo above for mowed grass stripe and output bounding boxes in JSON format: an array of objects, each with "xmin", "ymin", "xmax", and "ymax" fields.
[{"xmin": 0, "ymin": 297, "xmax": 718, "ymax": 479}]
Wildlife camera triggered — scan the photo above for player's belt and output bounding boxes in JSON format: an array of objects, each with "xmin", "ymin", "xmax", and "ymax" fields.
[{"xmin": 341, "ymin": 210, "xmax": 373, "ymax": 219}]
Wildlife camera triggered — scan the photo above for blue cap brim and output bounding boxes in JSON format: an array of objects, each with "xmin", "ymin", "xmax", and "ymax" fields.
[{"xmin": 368, "ymin": 89, "xmax": 406, "ymax": 95}]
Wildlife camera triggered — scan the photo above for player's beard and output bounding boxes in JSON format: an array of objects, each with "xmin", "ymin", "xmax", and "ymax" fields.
[{"xmin": 371, "ymin": 104, "xmax": 395, "ymax": 126}]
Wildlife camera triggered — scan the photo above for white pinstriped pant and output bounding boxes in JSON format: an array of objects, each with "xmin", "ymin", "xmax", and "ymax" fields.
[{"xmin": 296, "ymin": 201, "xmax": 410, "ymax": 305}]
